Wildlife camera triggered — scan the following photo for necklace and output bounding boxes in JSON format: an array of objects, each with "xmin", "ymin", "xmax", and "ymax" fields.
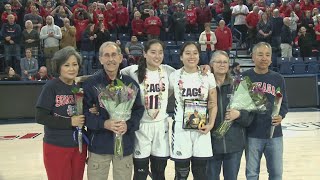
[
  {"xmin": 178, "ymin": 66, "xmax": 205, "ymax": 107},
  {"xmin": 143, "ymin": 66, "xmax": 165, "ymax": 119}
]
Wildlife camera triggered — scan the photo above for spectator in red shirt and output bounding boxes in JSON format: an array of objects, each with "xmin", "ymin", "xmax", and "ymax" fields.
[
  {"xmin": 131, "ymin": 11, "xmax": 145, "ymax": 41},
  {"xmin": 185, "ymin": 4, "xmax": 197, "ymax": 33},
  {"xmin": 246, "ymin": 6, "xmax": 260, "ymax": 52},
  {"xmin": 71, "ymin": 0, "xmax": 88, "ymax": 13},
  {"xmin": 215, "ymin": 20, "xmax": 232, "ymax": 53},
  {"xmin": 279, "ymin": 0, "xmax": 292, "ymax": 17},
  {"xmin": 144, "ymin": 9, "xmax": 162, "ymax": 40},
  {"xmin": 1, "ymin": 4, "xmax": 18, "ymax": 24},
  {"xmin": 196, "ymin": 0, "xmax": 212, "ymax": 33},
  {"xmin": 114, "ymin": 0, "xmax": 129, "ymax": 34},
  {"xmin": 103, "ymin": 2, "xmax": 116, "ymax": 34},
  {"xmin": 301, "ymin": 0, "xmax": 314, "ymax": 13},
  {"xmin": 73, "ymin": 10, "xmax": 90, "ymax": 49}
]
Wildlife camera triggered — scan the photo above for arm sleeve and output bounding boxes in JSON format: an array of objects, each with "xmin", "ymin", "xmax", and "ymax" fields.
[
  {"xmin": 39, "ymin": 27, "xmax": 48, "ymax": 39},
  {"xmin": 83, "ymin": 79, "xmax": 107, "ymax": 131},
  {"xmin": 35, "ymin": 107, "xmax": 72, "ymax": 129},
  {"xmin": 234, "ymin": 110, "xmax": 254, "ymax": 127},
  {"xmin": 54, "ymin": 26, "xmax": 62, "ymax": 39}
]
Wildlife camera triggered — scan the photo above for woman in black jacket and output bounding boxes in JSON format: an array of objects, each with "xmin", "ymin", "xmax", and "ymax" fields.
[{"xmin": 207, "ymin": 50, "xmax": 254, "ymax": 180}]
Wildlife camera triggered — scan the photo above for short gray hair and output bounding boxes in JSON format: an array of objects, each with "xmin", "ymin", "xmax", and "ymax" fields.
[
  {"xmin": 99, "ymin": 41, "xmax": 122, "ymax": 57},
  {"xmin": 209, "ymin": 50, "xmax": 229, "ymax": 65},
  {"xmin": 252, "ymin": 42, "xmax": 272, "ymax": 55}
]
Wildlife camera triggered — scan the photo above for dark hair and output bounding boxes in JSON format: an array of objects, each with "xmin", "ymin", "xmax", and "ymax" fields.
[
  {"xmin": 179, "ymin": 42, "xmax": 201, "ymax": 67},
  {"xmin": 53, "ymin": 46, "xmax": 82, "ymax": 75},
  {"xmin": 179, "ymin": 41, "xmax": 201, "ymax": 56},
  {"xmin": 136, "ymin": 39, "xmax": 165, "ymax": 83}
]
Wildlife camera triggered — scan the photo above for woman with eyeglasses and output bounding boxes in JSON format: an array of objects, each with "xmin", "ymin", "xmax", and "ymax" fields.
[{"xmin": 207, "ymin": 50, "xmax": 253, "ymax": 180}]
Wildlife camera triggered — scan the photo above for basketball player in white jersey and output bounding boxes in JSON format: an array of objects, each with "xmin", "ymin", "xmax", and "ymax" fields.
[
  {"xmin": 169, "ymin": 42, "xmax": 218, "ymax": 179},
  {"xmin": 121, "ymin": 39, "xmax": 175, "ymax": 180}
]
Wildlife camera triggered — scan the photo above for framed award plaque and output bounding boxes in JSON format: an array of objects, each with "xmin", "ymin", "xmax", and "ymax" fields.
[{"xmin": 183, "ymin": 99, "xmax": 208, "ymax": 129}]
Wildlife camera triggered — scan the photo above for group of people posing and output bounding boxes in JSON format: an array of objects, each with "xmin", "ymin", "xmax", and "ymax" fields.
[{"xmin": 35, "ymin": 39, "xmax": 288, "ymax": 180}]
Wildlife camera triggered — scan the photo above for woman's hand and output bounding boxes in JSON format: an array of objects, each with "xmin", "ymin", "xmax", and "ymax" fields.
[
  {"xmin": 71, "ymin": 115, "xmax": 85, "ymax": 127},
  {"xmin": 199, "ymin": 123, "xmax": 214, "ymax": 134}
]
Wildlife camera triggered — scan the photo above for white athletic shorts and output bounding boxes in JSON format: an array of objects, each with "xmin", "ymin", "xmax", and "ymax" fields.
[
  {"xmin": 133, "ymin": 118, "xmax": 170, "ymax": 159},
  {"xmin": 170, "ymin": 121, "xmax": 213, "ymax": 160}
]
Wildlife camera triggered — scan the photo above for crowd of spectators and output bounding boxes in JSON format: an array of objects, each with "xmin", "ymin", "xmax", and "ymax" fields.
[{"xmin": 1, "ymin": 0, "xmax": 320, "ymax": 80}]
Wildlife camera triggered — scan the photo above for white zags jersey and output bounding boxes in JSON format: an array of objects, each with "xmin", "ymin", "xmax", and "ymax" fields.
[
  {"xmin": 169, "ymin": 69, "xmax": 216, "ymax": 122},
  {"xmin": 121, "ymin": 65, "xmax": 171, "ymax": 122}
]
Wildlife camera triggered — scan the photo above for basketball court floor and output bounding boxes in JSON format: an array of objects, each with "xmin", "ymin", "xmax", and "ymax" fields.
[{"xmin": 0, "ymin": 110, "xmax": 319, "ymax": 180}]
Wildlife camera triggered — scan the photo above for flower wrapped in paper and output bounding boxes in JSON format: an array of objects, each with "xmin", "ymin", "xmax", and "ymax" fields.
[
  {"xmin": 213, "ymin": 76, "xmax": 268, "ymax": 138},
  {"xmin": 270, "ymin": 87, "xmax": 283, "ymax": 138},
  {"xmin": 72, "ymin": 87, "xmax": 89, "ymax": 153},
  {"xmin": 96, "ymin": 79, "xmax": 138, "ymax": 158}
]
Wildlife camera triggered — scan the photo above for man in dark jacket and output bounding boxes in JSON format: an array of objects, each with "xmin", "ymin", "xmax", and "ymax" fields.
[
  {"xmin": 83, "ymin": 41, "xmax": 144, "ymax": 180},
  {"xmin": 280, "ymin": 17, "xmax": 293, "ymax": 57},
  {"xmin": 1, "ymin": 14, "xmax": 21, "ymax": 74}
]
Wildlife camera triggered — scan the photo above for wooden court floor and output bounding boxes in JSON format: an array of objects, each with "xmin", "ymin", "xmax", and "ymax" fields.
[{"xmin": 0, "ymin": 111, "xmax": 319, "ymax": 180}]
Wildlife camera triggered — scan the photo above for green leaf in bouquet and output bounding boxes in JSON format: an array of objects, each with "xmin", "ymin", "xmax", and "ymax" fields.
[
  {"xmin": 116, "ymin": 79, "xmax": 125, "ymax": 87},
  {"xmin": 71, "ymin": 87, "xmax": 80, "ymax": 94},
  {"xmin": 230, "ymin": 80, "xmax": 257, "ymax": 111}
]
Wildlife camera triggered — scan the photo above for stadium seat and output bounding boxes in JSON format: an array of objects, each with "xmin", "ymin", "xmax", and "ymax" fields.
[
  {"xmin": 164, "ymin": 41, "xmax": 178, "ymax": 50},
  {"xmin": 163, "ymin": 50, "xmax": 170, "ymax": 65},
  {"xmin": 169, "ymin": 49, "xmax": 181, "ymax": 69},
  {"xmin": 290, "ymin": 57, "xmax": 304, "ymax": 63},
  {"xmin": 184, "ymin": 33, "xmax": 196, "ymax": 41},
  {"xmin": 110, "ymin": 33, "xmax": 117, "ymax": 41},
  {"xmin": 306, "ymin": 63, "xmax": 320, "ymax": 74},
  {"xmin": 118, "ymin": 34, "xmax": 130, "ymax": 41},
  {"xmin": 277, "ymin": 57, "xmax": 290, "ymax": 66},
  {"xmin": 304, "ymin": 57, "xmax": 317, "ymax": 64},
  {"xmin": 279, "ymin": 61, "xmax": 293, "ymax": 74},
  {"xmin": 292, "ymin": 63, "xmax": 307, "ymax": 74},
  {"xmin": 292, "ymin": 48, "xmax": 300, "ymax": 57},
  {"xmin": 176, "ymin": 41, "xmax": 185, "ymax": 48}
]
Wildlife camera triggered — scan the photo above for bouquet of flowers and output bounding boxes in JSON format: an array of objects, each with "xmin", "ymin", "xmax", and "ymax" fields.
[
  {"xmin": 270, "ymin": 87, "xmax": 283, "ymax": 138},
  {"xmin": 213, "ymin": 76, "xmax": 268, "ymax": 138},
  {"xmin": 72, "ymin": 87, "xmax": 89, "ymax": 153},
  {"xmin": 96, "ymin": 79, "xmax": 138, "ymax": 158}
]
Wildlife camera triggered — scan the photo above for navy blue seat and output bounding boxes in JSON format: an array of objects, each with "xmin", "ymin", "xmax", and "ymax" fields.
[
  {"xmin": 164, "ymin": 41, "xmax": 178, "ymax": 50},
  {"xmin": 279, "ymin": 61, "xmax": 293, "ymax": 74},
  {"xmin": 118, "ymin": 34, "xmax": 130, "ymax": 41},
  {"xmin": 304, "ymin": 57, "xmax": 317, "ymax": 64},
  {"xmin": 169, "ymin": 49, "xmax": 181, "ymax": 69},
  {"xmin": 176, "ymin": 41, "xmax": 185, "ymax": 48},
  {"xmin": 307, "ymin": 64, "xmax": 320, "ymax": 74},
  {"xmin": 292, "ymin": 63, "xmax": 307, "ymax": 74},
  {"xmin": 184, "ymin": 33, "xmax": 196, "ymax": 41}
]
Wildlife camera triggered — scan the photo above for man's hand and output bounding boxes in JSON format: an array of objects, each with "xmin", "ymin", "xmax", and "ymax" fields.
[
  {"xmin": 272, "ymin": 115, "xmax": 283, "ymax": 126},
  {"xmin": 104, "ymin": 120, "xmax": 126, "ymax": 134}
]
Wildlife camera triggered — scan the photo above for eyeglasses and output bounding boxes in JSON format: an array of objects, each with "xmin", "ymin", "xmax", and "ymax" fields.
[
  {"xmin": 102, "ymin": 53, "xmax": 120, "ymax": 59},
  {"xmin": 213, "ymin": 61, "xmax": 229, "ymax": 65}
]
